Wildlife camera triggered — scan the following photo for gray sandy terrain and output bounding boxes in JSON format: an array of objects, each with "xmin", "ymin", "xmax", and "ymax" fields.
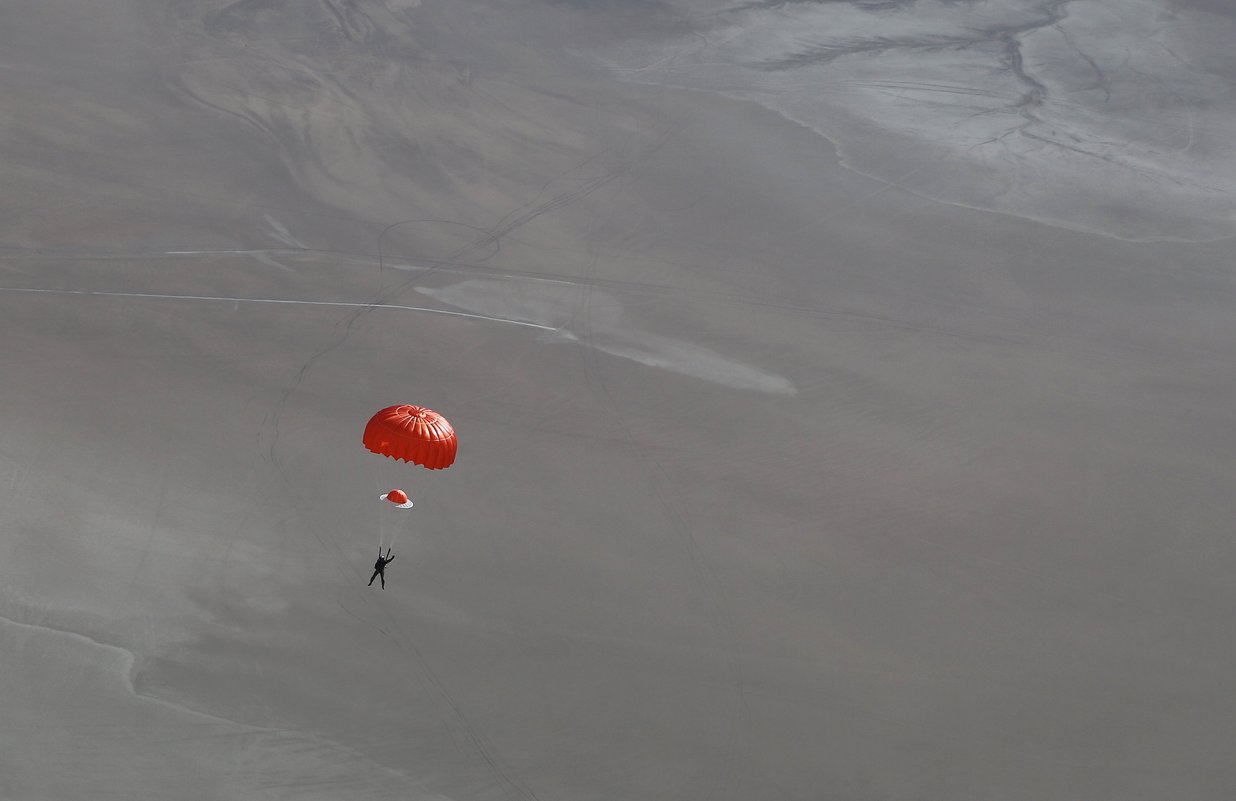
[{"xmin": 2, "ymin": 0, "xmax": 1235, "ymax": 798}]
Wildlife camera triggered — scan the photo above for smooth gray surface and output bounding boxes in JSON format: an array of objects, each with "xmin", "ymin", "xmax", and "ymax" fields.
[{"xmin": 2, "ymin": 1, "xmax": 1234, "ymax": 799}]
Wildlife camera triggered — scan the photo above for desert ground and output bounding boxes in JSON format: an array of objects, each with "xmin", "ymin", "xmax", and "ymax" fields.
[{"xmin": 2, "ymin": 0, "xmax": 1235, "ymax": 799}]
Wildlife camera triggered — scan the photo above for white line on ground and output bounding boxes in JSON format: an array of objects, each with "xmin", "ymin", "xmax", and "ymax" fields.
[{"xmin": 0, "ymin": 286, "xmax": 559, "ymax": 331}]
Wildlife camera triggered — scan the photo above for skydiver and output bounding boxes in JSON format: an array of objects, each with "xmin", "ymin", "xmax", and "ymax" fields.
[{"xmin": 368, "ymin": 547, "xmax": 394, "ymax": 589}]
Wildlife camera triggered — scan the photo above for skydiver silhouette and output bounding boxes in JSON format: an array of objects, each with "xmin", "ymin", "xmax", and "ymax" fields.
[{"xmin": 368, "ymin": 547, "xmax": 394, "ymax": 589}]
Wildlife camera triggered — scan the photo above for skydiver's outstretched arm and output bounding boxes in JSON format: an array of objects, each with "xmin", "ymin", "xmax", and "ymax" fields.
[{"xmin": 387, "ymin": 554, "xmax": 394, "ymax": 562}]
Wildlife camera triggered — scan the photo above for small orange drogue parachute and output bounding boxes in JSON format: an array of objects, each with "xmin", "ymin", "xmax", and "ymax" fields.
[
  {"xmin": 380, "ymin": 488, "xmax": 414, "ymax": 508},
  {"xmin": 363, "ymin": 405, "xmax": 457, "ymax": 470}
]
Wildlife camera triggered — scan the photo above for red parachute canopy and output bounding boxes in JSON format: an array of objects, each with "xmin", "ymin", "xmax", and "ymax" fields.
[{"xmin": 363, "ymin": 405, "xmax": 457, "ymax": 469}]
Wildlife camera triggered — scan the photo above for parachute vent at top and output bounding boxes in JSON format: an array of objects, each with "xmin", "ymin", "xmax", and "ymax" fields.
[{"xmin": 363, "ymin": 405, "xmax": 457, "ymax": 469}]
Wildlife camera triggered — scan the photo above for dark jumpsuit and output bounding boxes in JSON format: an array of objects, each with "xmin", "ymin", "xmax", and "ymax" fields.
[{"xmin": 368, "ymin": 548, "xmax": 394, "ymax": 588}]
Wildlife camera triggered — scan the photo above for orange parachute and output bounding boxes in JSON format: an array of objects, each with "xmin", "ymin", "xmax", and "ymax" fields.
[
  {"xmin": 380, "ymin": 488, "xmax": 414, "ymax": 508},
  {"xmin": 363, "ymin": 405, "xmax": 457, "ymax": 470}
]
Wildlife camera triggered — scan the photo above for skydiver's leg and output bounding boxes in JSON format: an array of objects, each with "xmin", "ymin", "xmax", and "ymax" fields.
[
  {"xmin": 369, "ymin": 570, "xmax": 379, "ymax": 586},
  {"xmin": 380, "ymin": 573, "xmax": 385, "ymax": 589}
]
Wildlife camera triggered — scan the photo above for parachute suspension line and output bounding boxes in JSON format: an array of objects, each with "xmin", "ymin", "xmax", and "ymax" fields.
[
  {"xmin": 367, "ymin": 453, "xmax": 384, "ymax": 550},
  {"xmin": 383, "ymin": 502, "xmax": 413, "ymax": 550},
  {"xmin": 377, "ymin": 499, "xmax": 385, "ymax": 551},
  {"xmin": 396, "ymin": 508, "xmax": 413, "ymax": 549}
]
